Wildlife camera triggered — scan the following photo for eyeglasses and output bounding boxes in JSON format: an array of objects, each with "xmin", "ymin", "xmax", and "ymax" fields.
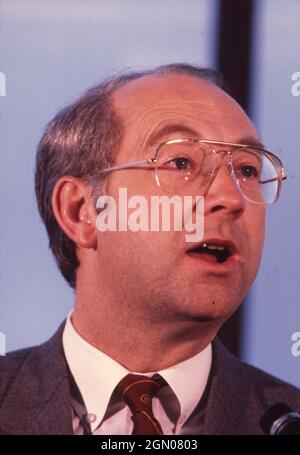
[{"xmin": 98, "ymin": 139, "xmax": 287, "ymax": 205}]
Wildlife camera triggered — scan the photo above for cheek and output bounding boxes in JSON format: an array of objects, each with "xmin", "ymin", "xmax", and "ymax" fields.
[
  {"xmin": 97, "ymin": 228, "xmax": 178, "ymax": 272},
  {"xmin": 108, "ymin": 169, "xmax": 158, "ymax": 196},
  {"xmin": 248, "ymin": 206, "xmax": 266, "ymax": 268}
]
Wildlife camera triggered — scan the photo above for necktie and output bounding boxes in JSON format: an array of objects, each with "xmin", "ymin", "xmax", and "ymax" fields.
[{"xmin": 116, "ymin": 373, "xmax": 165, "ymax": 435}]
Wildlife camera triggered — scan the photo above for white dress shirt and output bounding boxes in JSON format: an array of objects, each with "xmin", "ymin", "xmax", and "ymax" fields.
[{"xmin": 62, "ymin": 313, "xmax": 212, "ymax": 435}]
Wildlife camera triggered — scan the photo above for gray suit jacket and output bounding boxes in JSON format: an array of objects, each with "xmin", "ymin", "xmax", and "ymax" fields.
[{"xmin": 1, "ymin": 323, "xmax": 300, "ymax": 435}]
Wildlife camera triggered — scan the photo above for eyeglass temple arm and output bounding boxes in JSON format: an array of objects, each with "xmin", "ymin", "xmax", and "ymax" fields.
[
  {"xmin": 259, "ymin": 168, "xmax": 287, "ymax": 184},
  {"xmin": 98, "ymin": 158, "xmax": 155, "ymax": 175}
]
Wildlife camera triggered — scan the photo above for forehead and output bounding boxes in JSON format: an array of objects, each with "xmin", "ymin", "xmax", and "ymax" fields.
[{"xmin": 112, "ymin": 73, "xmax": 258, "ymax": 153}]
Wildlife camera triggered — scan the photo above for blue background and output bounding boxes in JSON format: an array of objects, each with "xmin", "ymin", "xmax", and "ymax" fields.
[{"xmin": 0, "ymin": 0, "xmax": 299, "ymax": 386}]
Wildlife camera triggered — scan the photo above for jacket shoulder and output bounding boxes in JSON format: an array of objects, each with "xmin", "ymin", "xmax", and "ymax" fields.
[
  {"xmin": 0, "ymin": 323, "xmax": 72, "ymax": 435},
  {"xmin": 232, "ymin": 350, "xmax": 300, "ymax": 401},
  {"xmin": 0, "ymin": 322, "xmax": 67, "ymax": 398},
  {"xmin": 206, "ymin": 340, "xmax": 300, "ymax": 434},
  {"xmin": 0, "ymin": 343, "xmax": 46, "ymax": 402},
  {"xmin": 213, "ymin": 339, "xmax": 300, "ymax": 429}
]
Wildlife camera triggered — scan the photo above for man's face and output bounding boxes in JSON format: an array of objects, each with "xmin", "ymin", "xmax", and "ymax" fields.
[{"xmin": 94, "ymin": 73, "xmax": 265, "ymax": 325}]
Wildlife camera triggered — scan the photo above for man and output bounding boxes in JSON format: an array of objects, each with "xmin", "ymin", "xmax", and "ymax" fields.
[{"xmin": 1, "ymin": 63, "xmax": 300, "ymax": 435}]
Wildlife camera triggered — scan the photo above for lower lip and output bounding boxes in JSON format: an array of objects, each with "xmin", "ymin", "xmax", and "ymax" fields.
[{"xmin": 186, "ymin": 252, "xmax": 239, "ymax": 274}]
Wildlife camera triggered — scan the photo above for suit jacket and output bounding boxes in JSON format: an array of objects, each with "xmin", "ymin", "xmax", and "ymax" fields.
[{"xmin": 1, "ymin": 322, "xmax": 300, "ymax": 435}]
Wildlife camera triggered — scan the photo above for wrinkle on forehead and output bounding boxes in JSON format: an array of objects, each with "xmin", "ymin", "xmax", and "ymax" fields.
[
  {"xmin": 122, "ymin": 106, "xmax": 257, "ymax": 151},
  {"xmin": 122, "ymin": 103, "xmax": 251, "ymax": 128},
  {"xmin": 112, "ymin": 74, "xmax": 257, "ymax": 156}
]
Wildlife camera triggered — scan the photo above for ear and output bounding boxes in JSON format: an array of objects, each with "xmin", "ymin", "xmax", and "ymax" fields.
[{"xmin": 52, "ymin": 176, "xmax": 97, "ymax": 249}]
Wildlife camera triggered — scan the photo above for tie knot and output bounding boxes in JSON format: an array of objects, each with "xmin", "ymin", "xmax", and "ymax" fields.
[
  {"xmin": 116, "ymin": 373, "xmax": 165, "ymax": 414},
  {"xmin": 116, "ymin": 373, "xmax": 166, "ymax": 435}
]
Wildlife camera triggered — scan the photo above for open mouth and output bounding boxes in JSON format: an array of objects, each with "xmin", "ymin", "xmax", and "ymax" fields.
[{"xmin": 187, "ymin": 242, "xmax": 233, "ymax": 264}]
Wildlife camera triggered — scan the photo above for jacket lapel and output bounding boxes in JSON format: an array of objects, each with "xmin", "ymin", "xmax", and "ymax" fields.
[{"xmin": 203, "ymin": 339, "xmax": 257, "ymax": 435}]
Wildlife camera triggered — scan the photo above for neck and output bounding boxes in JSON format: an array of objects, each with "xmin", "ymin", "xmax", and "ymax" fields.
[{"xmin": 72, "ymin": 298, "xmax": 220, "ymax": 372}]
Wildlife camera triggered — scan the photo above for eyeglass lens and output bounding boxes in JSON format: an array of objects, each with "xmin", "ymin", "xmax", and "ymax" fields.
[{"xmin": 155, "ymin": 142, "xmax": 281, "ymax": 204}]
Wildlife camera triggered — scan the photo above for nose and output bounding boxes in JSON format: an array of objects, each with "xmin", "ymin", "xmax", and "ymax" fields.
[{"xmin": 204, "ymin": 163, "xmax": 246, "ymax": 218}]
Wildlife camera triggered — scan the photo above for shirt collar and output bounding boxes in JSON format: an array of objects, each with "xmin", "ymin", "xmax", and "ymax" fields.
[
  {"xmin": 157, "ymin": 343, "xmax": 212, "ymax": 427},
  {"xmin": 63, "ymin": 312, "xmax": 212, "ymax": 432}
]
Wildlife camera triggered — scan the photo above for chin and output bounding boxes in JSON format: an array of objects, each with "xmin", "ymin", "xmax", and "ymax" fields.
[{"xmin": 174, "ymin": 294, "xmax": 242, "ymax": 324}]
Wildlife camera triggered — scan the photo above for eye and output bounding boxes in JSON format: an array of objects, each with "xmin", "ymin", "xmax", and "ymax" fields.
[
  {"xmin": 238, "ymin": 165, "xmax": 259, "ymax": 179},
  {"xmin": 167, "ymin": 157, "xmax": 192, "ymax": 170},
  {"xmin": 233, "ymin": 150, "xmax": 262, "ymax": 181}
]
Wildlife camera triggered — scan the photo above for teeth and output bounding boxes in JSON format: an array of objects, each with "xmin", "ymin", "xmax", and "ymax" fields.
[{"xmin": 203, "ymin": 243, "xmax": 226, "ymax": 251}]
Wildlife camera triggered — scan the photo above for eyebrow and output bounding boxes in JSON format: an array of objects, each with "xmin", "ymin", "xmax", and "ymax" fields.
[
  {"xmin": 237, "ymin": 136, "xmax": 265, "ymax": 149},
  {"xmin": 147, "ymin": 124, "xmax": 265, "ymax": 149},
  {"xmin": 147, "ymin": 124, "xmax": 200, "ymax": 147}
]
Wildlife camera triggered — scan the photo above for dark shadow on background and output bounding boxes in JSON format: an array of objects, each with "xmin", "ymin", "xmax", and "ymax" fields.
[{"xmin": 215, "ymin": 0, "xmax": 256, "ymax": 357}]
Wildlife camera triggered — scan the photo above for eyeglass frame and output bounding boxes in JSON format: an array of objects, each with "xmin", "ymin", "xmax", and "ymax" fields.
[{"xmin": 97, "ymin": 138, "xmax": 287, "ymax": 204}]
